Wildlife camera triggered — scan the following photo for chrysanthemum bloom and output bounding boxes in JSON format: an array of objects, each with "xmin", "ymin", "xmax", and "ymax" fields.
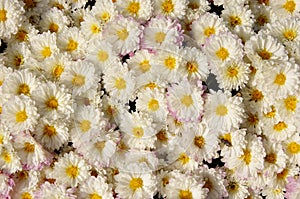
[
  {"xmin": 283, "ymin": 133, "xmax": 300, "ymax": 165},
  {"xmin": 220, "ymin": 128, "xmax": 247, "ymax": 158},
  {"xmin": 251, "ymin": 4, "xmax": 277, "ymax": 32},
  {"xmin": 185, "ymin": 0, "xmax": 210, "ymax": 20},
  {"xmin": 91, "ymin": 0, "xmax": 117, "ymax": 24},
  {"xmin": 225, "ymin": 176, "xmax": 249, "ymax": 199},
  {"xmin": 8, "ymin": 19, "xmax": 38, "ymax": 44},
  {"xmin": 269, "ymin": 0, "xmax": 300, "ymax": 18},
  {"xmin": 78, "ymin": 176, "xmax": 114, "ymax": 199},
  {"xmin": 4, "ymin": 42, "xmax": 32, "ymax": 70},
  {"xmin": 11, "ymin": 170, "xmax": 39, "ymax": 199},
  {"xmin": 153, "ymin": 0, "xmax": 187, "ymax": 20},
  {"xmin": 34, "ymin": 181, "xmax": 76, "ymax": 199},
  {"xmin": 116, "ymin": 0, "xmax": 153, "ymax": 21},
  {"xmin": 50, "ymin": 151, "xmax": 91, "ymax": 188},
  {"xmin": 0, "ymin": 143, "xmax": 21, "ymax": 174},
  {"xmin": 262, "ymin": 185, "xmax": 285, "ymax": 199},
  {"xmin": 39, "ymin": 7, "xmax": 69, "ymax": 33},
  {"xmin": 80, "ymin": 13, "xmax": 103, "ymax": 41},
  {"xmin": 276, "ymin": 93, "xmax": 299, "ymax": 120}
]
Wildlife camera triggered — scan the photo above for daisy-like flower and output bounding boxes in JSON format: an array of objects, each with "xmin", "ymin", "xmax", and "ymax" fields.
[
  {"xmin": 116, "ymin": 0, "xmax": 153, "ymax": 21},
  {"xmin": 91, "ymin": 0, "xmax": 117, "ymax": 24},
  {"xmin": 283, "ymin": 133, "xmax": 300, "ymax": 165},
  {"xmin": 272, "ymin": 164, "xmax": 299, "ymax": 188},
  {"xmin": 32, "ymin": 81, "xmax": 73, "ymax": 120},
  {"xmin": 4, "ymin": 42, "xmax": 32, "ymax": 70},
  {"xmin": 185, "ymin": 0, "xmax": 210, "ymax": 20},
  {"xmin": 103, "ymin": 15, "xmax": 142, "ymax": 55},
  {"xmin": 153, "ymin": 0, "xmax": 187, "ymax": 20},
  {"xmin": 263, "ymin": 140, "xmax": 287, "ymax": 174},
  {"xmin": 1, "ymin": 95, "xmax": 39, "ymax": 132},
  {"xmin": 0, "ymin": 143, "xmax": 21, "ymax": 174},
  {"xmin": 115, "ymin": 170, "xmax": 157, "ymax": 199},
  {"xmin": 167, "ymin": 79, "xmax": 204, "ymax": 122},
  {"xmin": 34, "ymin": 181, "xmax": 76, "ymax": 199},
  {"xmin": 263, "ymin": 118, "xmax": 296, "ymax": 142},
  {"xmin": 50, "ymin": 151, "xmax": 91, "ymax": 188},
  {"xmin": 220, "ymin": 128, "xmax": 247, "ymax": 158},
  {"xmin": 8, "ymin": 19, "xmax": 38, "ymax": 44},
  {"xmin": 0, "ymin": 0, "xmax": 25, "ymax": 39},
  {"xmin": 251, "ymin": 4, "xmax": 277, "ymax": 32},
  {"xmin": 269, "ymin": 0, "xmax": 300, "ymax": 18},
  {"xmin": 78, "ymin": 175, "xmax": 114, "ymax": 199},
  {"xmin": 262, "ymin": 185, "xmax": 285, "ymax": 199},
  {"xmin": 80, "ymin": 13, "xmax": 103, "ymax": 41},
  {"xmin": 276, "ymin": 93, "xmax": 299, "ymax": 120},
  {"xmin": 39, "ymin": 7, "xmax": 69, "ymax": 33},
  {"xmin": 225, "ymin": 176, "xmax": 249, "ymax": 199},
  {"xmin": 60, "ymin": 60, "xmax": 98, "ymax": 96},
  {"xmin": 203, "ymin": 90, "xmax": 244, "ymax": 133}
]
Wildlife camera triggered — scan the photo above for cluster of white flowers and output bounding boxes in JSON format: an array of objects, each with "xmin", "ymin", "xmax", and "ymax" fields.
[{"xmin": 0, "ymin": 0, "xmax": 300, "ymax": 198}]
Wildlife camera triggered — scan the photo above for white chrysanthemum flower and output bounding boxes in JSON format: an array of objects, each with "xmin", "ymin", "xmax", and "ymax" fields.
[
  {"xmin": 91, "ymin": 0, "xmax": 117, "ymax": 23},
  {"xmin": 269, "ymin": 0, "xmax": 300, "ymax": 18},
  {"xmin": 1, "ymin": 95, "xmax": 39, "ymax": 132},
  {"xmin": 226, "ymin": 177, "xmax": 249, "ymax": 199},
  {"xmin": 283, "ymin": 133, "xmax": 300, "ymax": 165},
  {"xmin": 114, "ymin": 171, "xmax": 157, "ymax": 199},
  {"xmin": 34, "ymin": 117, "xmax": 69, "ymax": 151},
  {"xmin": 185, "ymin": 0, "xmax": 210, "ymax": 20},
  {"xmin": 190, "ymin": 12, "xmax": 227, "ymax": 45},
  {"xmin": 0, "ymin": 143, "xmax": 21, "ymax": 174},
  {"xmin": 39, "ymin": 7, "xmax": 69, "ymax": 33},
  {"xmin": 4, "ymin": 42, "xmax": 32, "ymax": 70},
  {"xmin": 203, "ymin": 90, "xmax": 244, "ymax": 133},
  {"xmin": 29, "ymin": 32, "xmax": 59, "ymax": 61},
  {"xmin": 32, "ymin": 81, "xmax": 73, "ymax": 120},
  {"xmin": 103, "ymin": 15, "xmax": 142, "ymax": 55},
  {"xmin": 276, "ymin": 93, "xmax": 299, "ymax": 120},
  {"xmin": 167, "ymin": 79, "xmax": 204, "ymax": 122},
  {"xmin": 60, "ymin": 60, "xmax": 98, "ymax": 96},
  {"xmin": 263, "ymin": 140, "xmax": 287, "ymax": 174},
  {"xmin": 116, "ymin": 0, "xmax": 153, "ymax": 21},
  {"xmin": 34, "ymin": 181, "xmax": 75, "ymax": 199},
  {"xmin": 252, "ymin": 4, "xmax": 278, "ymax": 32},
  {"xmin": 78, "ymin": 176, "xmax": 114, "ymax": 199},
  {"xmin": 262, "ymin": 185, "xmax": 285, "ymax": 199},
  {"xmin": 271, "ymin": 164, "xmax": 299, "ymax": 188},
  {"xmin": 80, "ymin": 13, "xmax": 103, "ymax": 41},
  {"xmin": 8, "ymin": 19, "xmax": 38, "ymax": 44},
  {"xmin": 0, "ymin": 0, "xmax": 25, "ymax": 39},
  {"xmin": 50, "ymin": 151, "xmax": 91, "ymax": 188},
  {"xmin": 220, "ymin": 128, "xmax": 247, "ymax": 158},
  {"xmin": 264, "ymin": 116, "xmax": 297, "ymax": 141},
  {"xmin": 153, "ymin": 0, "xmax": 187, "ymax": 20},
  {"xmin": 48, "ymin": 0, "xmax": 71, "ymax": 11}
]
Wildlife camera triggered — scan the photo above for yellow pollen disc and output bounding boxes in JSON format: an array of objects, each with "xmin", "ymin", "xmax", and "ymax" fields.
[
  {"xmin": 162, "ymin": 0, "xmax": 174, "ymax": 14},
  {"xmin": 273, "ymin": 121, "xmax": 288, "ymax": 131},
  {"xmin": 94, "ymin": 141, "xmax": 106, "ymax": 151},
  {"xmin": 284, "ymin": 95, "xmax": 297, "ymax": 112},
  {"xmin": 24, "ymin": 142, "xmax": 35, "ymax": 153},
  {"xmin": 156, "ymin": 130, "xmax": 168, "ymax": 142},
  {"xmin": 89, "ymin": 193, "xmax": 102, "ymax": 199},
  {"xmin": 240, "ymin": 149, "xmax": 251, "ymax": 165},
  {"xmin": 139, "ymin": 60, "xmax": 151, "ymax": 72},
  {"xmin": 66, "ymin": 39, "xmax": 78, "ymax": 52},
  {"xmin": 250, "ymin": 89, "xmax": 264, "ymax": 102},
  {"xmin": 132, "ymin": 127, "xmax": 144, "ymax": 138},
  {"xmin": 98, "ymin": 50, "xmax": 109, "ymax": 62},
  {"xmin": 21, "ymin": 192, "xmax": 32, "ymax": 199},
  {"xmin": 46, "ymin": 97, "xmax": 58, "ymax": 109},
  {"xmin": 277, "ymin": 169, "xmax": 289, "ymax": 180},
  {"xmin": 2, "ymin": 152, "xmax": 11, "ymax": 163},
  {"xmin": 194, "ymin": 136, "xmax": 205, "ymax": 149},
  {"xmin": 274, "ymin": 73, "xmax": 286, "ymax": 86},
  {"xmin": 16, "ymin": 30, "xmax": 28, "ymax": 42},
  {"xmin": 0, "ymin": 135, "xmax": 3, "ymax": 144},
  {"xmin": 179, "ymin": 190, "xmax": 193, "ymax": 199},
  {"xmin": 257, "ymin": 15, "xmax": 268, "ymax": 26},
  {"xmin": 188, "ymin": 2, "xmax": 199, "ymax": 9},
  {"xmin": 155, "ymin": 32, "xmax": 166, "ymax": 43},
  {"xmin": 247, "ymin": 113, "xmax": 259, "ymax": 125},
  {"xmin": 41, "ymin": 47, "xmax": 52, "ymax": 58},
  {"xmin": 18, "ymin": 83, "xmax": 30, "ymax": 95},
  {"xmin": 127, "ymin": 2, "xmax": 140, "ymax": 15},
  {"xmin": 53, "ymin": 64, "xmax": 64, "ymax": 78},
  {"xmin": 264, "ymin": 105, "xmax": 276, "ymax": 118},
  {"xmin": 162, "ymin": 177, "xmax": 169, "ymax": 186},
  {"xmin": 178, "ymin": 153, "xmax": 190, "ymax": 165},
  {"xmin": 80, "ymin": 120, "xmax": 91, "ymax": 132},
  {"xmin": 43, "ymin": 125, "xmax": 57, "ymax": 137},
  {"xmin": 227, "ymin": 67, "xmax": 239, "ymax": 78},
  {"xmin": 283, "ymin": 29, "xmax": 297, "ymax": 41},
  {"xmin": 0, "ymin": 9, "xmax": 7, "ymax": 22},
  {"xmin": 287, "ymin": 142, "xmax": 300, "ymax": 154},
  {"xmin": 229, "ymin": 16, "xmax": 242, "ymax": 27},
  {"xmin": 283, "ymin": 0, "xmax": 296, "ymax": 13},
  {"xmin": 54, "ymin": 3, "xmax": 64, "ymax": 10},
  {"xmin": 258, "ymin": 49, "xmax": 272, "ymax": 60},
  {"xmin": 0, "ymin": 80, "xmax": 2, "ymax": 86},
  {"xmin": 72, "ymin": 74, "xmax": 85, "ymax": 86},
  {"xmin": 24, "ymin": 0, "xmax": 36, "ymax": 8},
  {"xmin": 49, "ymin": 23, "xmax": 59, "ymax": 33},
  {"xmin": 0, "ymin": 106, "xmax": 2, "ymax": 114},
  {"xmin": 222, "ymin": 133, "xmax": 232, "ymax": 144},
  {"xmin": 186, "ymin": 62, "xmax": 198, "ymax": 74},
  {"xmin": 164, "ymin": 56, "xmax": 176, "ymax": 70},
  {"xmin": 144, "ymin": 82, "xmax": 157, "ymax": 90},
  {"xmin": 129, "ymin": 177, "xmax": 143, "ymax": 191},
  {"xmin": 101, "ymin": 12, "xmax": 110, "ymax": 22},
  {"xmin": 91, "ymin": 24, "xmax": 100, "ymax": 34},
  {"xmin": 16, "ymin": 110, "xmax": 28, "ymax": 122},
  {"xmin": 204, "ymin": 27, "xmax": 215, "ymax": 37},
  {"xmin": 216, "ymin": 47, "xmax": 229, "ymax": 61},
  {"xmin": 181, "ymin": 95, "xmax": 193, "ymax": 107},
  {"xmin": 265, "ymin": 153, "xmax": 277, "ymax": 164},
  {"xmin": 117, "ymin": 29, "xmax": 129, "ymax": 40},
  {"xmin": 228, "ymin": 181, "xmax": 239, "ymax": 192},
  {"xmin": 15, "ymin": 55, "xmax": 24, "ymax": 68},
  {"xmin": 216, "ymin": 105, "xmax": 228, "ymax": 116},
  {"xmin": 258, "ymin": 0, "xmax": 269, "ymax": 5},
  {"xmin": 148, "ymin": 99, "xmax": 159, "ymax": 111},
  {"xmin": 65, "ymin": 165, "xmax": 79, "ymax": 178},
  {"xmin": 115, "ymin": 78, "xmax": 126, "ymax": 90}
]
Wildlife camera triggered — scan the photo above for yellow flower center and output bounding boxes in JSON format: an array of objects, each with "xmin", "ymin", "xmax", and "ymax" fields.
[
  {"xmin": 117, "ymin": 29, "xmax": 129, "ymax": 41},
  {"xmin": 0, "ymin": 9, "xmax": 7, "ymax": 22},
  {"xmin": 162, "ymin": 0, "xmax": 174, "ymax": 14},
  {"xmin": 283, "ymin": 0, "xmax": 296, "ymax": 13},
  {"xmin": 66, "ymin": 39, "xmax": 78, "ymax": 52},
  {"xmin": 164, "ymin": 56, "xmax": 176, "ymax": 69},
  {"xmin": 80, "ymin": 120, "xmax": 91, "ymax": 132},
  {"xmin": 227, "ymin": 66, "xmax": 239, "ymax": 78},
  {"xmin": 178, "ymin": 153, "xmax": 190, "ymax": 165},
  {"xmin": 101, "ymin": 12, "xmax": 110, "ymax": 22},
  {"xmin": 127, "ymin": 2, "xmax": 140, "ymax": 15},
  {"xmin": 72, "ymin": 74, "xmax": 85, "ymax": 86},
  {"xmin": 240, "ymin": 149, "xmax": 251, "ymax": 165},
  {"xmin": 265, "ymin": 153, "xmax": 277, "ymax": 164},
  {"xmin": 49, "ymin": 23, "xmax": 59, "ymax": 33},
  {"xmin": 250, "ymin": 89, "xmax": 264, "ymax": 102},
  {"xmin": 24, "ymin": 0, "xmax": 36, "ymax": 8},
  {"xmin": 139, "ymin": 60, "xmax": 151, "ymax": 72},
  {"xmin": 16, "ymin": 110, "xmax": 28, "ymax": 122},
  {"xmin": 179, "ymin": 190, "xmax": 193, "ymax": 199},
  {"xmin": 273, "ymin": 121, "xmax": 288, "ymax": 131},
  {"xmin": 264, "ymin": 105, "xmax": 276, "ymax": 118},
  {"xmin": 188, "ymin": 2, "xmax": 199, "ymax": 9},
  {"xmin": 274, "ymin": 73, "xmax": 286, "ymax": 86},
  {"xmin": 247, "ymin": 113, "xmax": 259, "ymax": 125},
  {"xmin": 129, "ymin": 177, "xmax": 143, "ymax": 191},
  {"xmin": 156, "ymin": 130, "xmax": 168, "ymax": 142},
  {"xmin": 0, "ymin": 106, "xmax": 2, "ymax": 114},
  {"xmin": 284, "ymin": 95, "xmax": 297, "ymax": 112},
  {"xmin": 258, "ymin": 0, "xmax": 269, "ymax": 5},
  {"xmin": 162, "ymin": 177, "xmax": 169, "ymax": 186},
  {"xmin": 41, "ymin": 47, "xmax": 52, "ymax": 58},
  {"xmin": 229, "ymin": 16, "xmax": 242, "ymax": 27},
  {"xmin": 228, "ymin": 181, "xmax": 239, "ymax": 192},
  {"xmin": 46, "ymin": 97, "xmax": 58, "ymax": 109},
  {"xmin": 204, "ymin": 27, "xmax": 215, "ymax": 37},
  {"xmin": 43, "ymin": 125, "xmax": 57, "ymax": 137},
  {"xmin": 94, "ymin": 141, "xmax": 106, "ymax": 151},
  {"xmin": 148, "ymin": 99, "xmax": 159, "ymax": 111},
  {"xmin": 65, "ymin": 165, "xmax": 79, "ymax": 178},
  {"xmin": 216, "ymin": 47, "xmax": 229, "ymax": 61},
  {"xmin": 258, "ymin": 49, "xmax": 272, "ymax": 60},
  {"xmin": 257, "ymin": 15, "xmax": 268, "ymax": 26},
  {"xmin": 18, "ymin": 83, "xmax": 30, "ymax": 95},
  {"xmin": 194, "ymin": 136, "xmax": 205, "ymax": 149},
  {"xmin": 287, "ymin": 142, "xmax": 300, "ymax": 154},
  {"xmin": 0, "ymin": 80, "xmax": 2, "ymax": 86},
  {"xmin": 0, "ymin": 135, "xmax": 3, "ymax": 144},
  {"xmin": 14, "ymin": 55, "xmax": 24, "ymax": 68},
  {"xmin": 186, "ymin": 62, "xmax": 198, "ymax": 74},
  {"xmin": 2, "ymin": 151, "xmax": 11, "ymax": 163},
  {"xmin": 115, "ymin": 78, "xmax": 126, "ymax": 90},
  {"xmin": 16, "ymin": 30, "xmax": 28, "ymax": 42},
  {"xmin": 155, "ymin": 32, "xmax": 166, "ymax": 43},
  {"xmin": 132, "ymin": 127, "xmax": 144, "ymax": 138},
  {"xmin": 53, "ymin": 64, "xmax": 64, "ymax": 78},
  {"xmin": 54, "ymin": 3, "xmax": 64, "ymax": 10},
  {"xmin": 283, "ymin": 29, "xmax": 297, "ymax": 41},
  {"xmin": 277, "ymin": 168, "xmax": 289, "ymax": 180},
  {"xmin": 91, "ymin": 24, "xmax": 101, "ymax": 34},
  {"xmin": 24, "ymin": 142, "xmax": 35, "ymax": 153},
  {"xmin": 144, "ymin": 82, "xmax": 157, "ymax": 90},
  {"xmin": 221, "ymin": 133, "xmax": 232, "ymax": 145},
  {"xmin": 181, "ymin": 95, "xmax": 193, "ymax": 107},
  {"xmin": 89, "ymin": 193, "xmax": 102, "ymax": 199},
  {"xmin": 216, "ymin": 105, "xmax": 228, "ymax": 116},
  {"xmin": 98, "ymin": 50, "xmax": 109, "ymax": 62},
  {"xmin": 21, "ymin": 192, "xmax": 32, "ymax": 199}
]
